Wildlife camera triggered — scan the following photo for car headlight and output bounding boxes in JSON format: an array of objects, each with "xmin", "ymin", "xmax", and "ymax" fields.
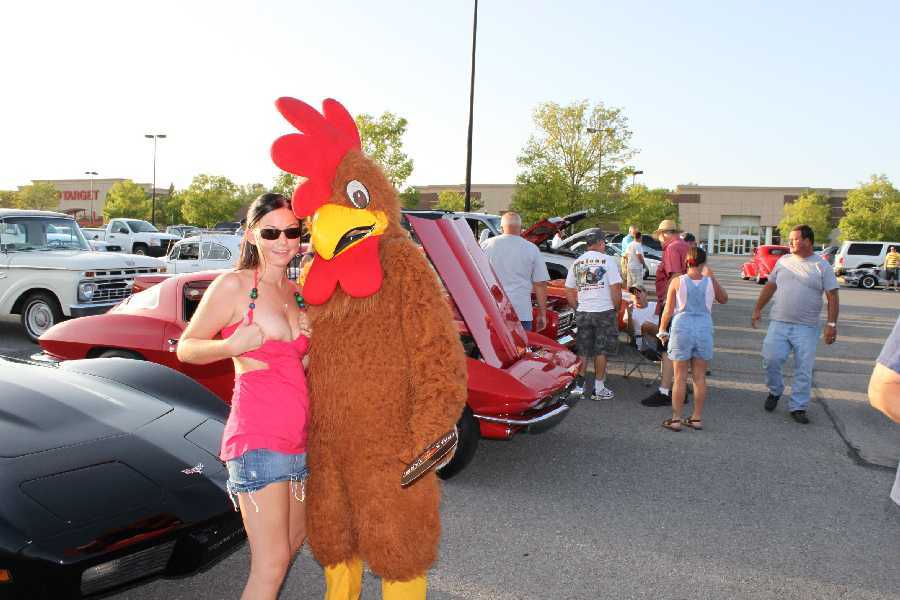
[{"xmin": 78, "ymin": 281, "xmax": 99, "ymax": 301}]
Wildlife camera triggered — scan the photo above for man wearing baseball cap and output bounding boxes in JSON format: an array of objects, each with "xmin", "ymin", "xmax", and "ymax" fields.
[{"xmin": 641, "ymin": 219, "xmax": 691, "ymax": 407}]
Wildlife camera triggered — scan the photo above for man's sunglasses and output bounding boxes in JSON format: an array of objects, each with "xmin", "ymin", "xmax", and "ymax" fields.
[{"xmin": 258, "ymin": 226, "xmax": 302, "ymax": 240}]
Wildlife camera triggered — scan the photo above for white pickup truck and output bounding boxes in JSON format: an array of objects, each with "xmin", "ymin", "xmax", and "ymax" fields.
[
  {"xmin": 0, "ymin": 209, "xmax": 167, "ymax": 341},
  {"xmin": 97, "ymin": 218, "xmax": 180, "ymax": 257}
]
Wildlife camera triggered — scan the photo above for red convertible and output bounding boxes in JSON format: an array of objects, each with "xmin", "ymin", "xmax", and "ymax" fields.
[
  {"xmin": 741, "ymin": 244, "xmax": 789, "ymax": 284},
  {"xmin": 37, "ymin": 213, "xmax": 580, "ymax": 479}
]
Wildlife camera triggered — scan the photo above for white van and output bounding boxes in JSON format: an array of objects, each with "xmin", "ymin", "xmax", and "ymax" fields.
[{"xmin": 834, "ymin": 240, "xmax": 900, "ymax": 275}]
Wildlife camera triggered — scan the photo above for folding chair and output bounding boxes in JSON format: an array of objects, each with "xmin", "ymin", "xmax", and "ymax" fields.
[{"xmin": 616, "ymin": 303, "xmax": 662, "ymax": 387}]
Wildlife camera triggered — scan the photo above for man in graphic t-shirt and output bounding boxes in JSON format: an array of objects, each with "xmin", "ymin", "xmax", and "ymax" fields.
[{"xmin": 564, "ymin": 229, "xmax": 622, "ymax": 400}]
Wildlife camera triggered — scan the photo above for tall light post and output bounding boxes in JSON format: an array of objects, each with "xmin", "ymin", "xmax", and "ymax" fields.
[
  {"xmin": 144, "ymin": 134, "xmax": 166, "ymax": 224},
  {"xmin": 631, "ymin": 169, "xmax": 644, "ymax": 187},
  {"xmin": 84, "ymin": 171, "xmax": 98, "ymax": 224},
  {"xmin": 464, "ymin": 0, "xmax": 478, "ymax": 212}
]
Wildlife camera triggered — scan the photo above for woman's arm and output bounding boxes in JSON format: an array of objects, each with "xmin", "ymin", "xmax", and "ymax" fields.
[
  {"xmin": 176, "ymin": 272, "xmax": 260, "ymax": 365},
  {"xmin": 703, "ymin": 265, "xmax": 729, "ymax": 304},
  {"xmin": 658, "ymin": 277, "xmax": 680, "ymax": 334}
]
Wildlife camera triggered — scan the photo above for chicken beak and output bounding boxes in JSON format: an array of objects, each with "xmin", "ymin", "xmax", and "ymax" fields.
[{"xmin": 310, "ymin": 204, "xmax": 389, "ymax": 261}]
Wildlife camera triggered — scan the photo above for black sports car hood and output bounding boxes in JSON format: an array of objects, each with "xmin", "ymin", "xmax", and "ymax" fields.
[{"xmin": 0, "ymin": 359, "xmax": 171, "ymax": 457}]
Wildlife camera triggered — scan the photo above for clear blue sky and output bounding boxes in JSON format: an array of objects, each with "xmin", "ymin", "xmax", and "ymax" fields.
[{"xmin": 2, "ymin": 0, "xmax": 898, "ymax": 193}]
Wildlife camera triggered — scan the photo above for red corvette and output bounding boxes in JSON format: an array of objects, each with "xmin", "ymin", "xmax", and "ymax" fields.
[
  {"xmin": 741, "ymin": 245, "xmax": 789, "ymax": 284},
  {"xmin": 37, "ymin": 213, "xmax": 580, "ymax": 479}
]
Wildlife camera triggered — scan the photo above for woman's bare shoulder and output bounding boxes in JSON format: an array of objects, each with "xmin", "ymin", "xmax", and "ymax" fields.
[{"xmin": 208, "ymin": 269, "xmax": 249, "ymax": 297}]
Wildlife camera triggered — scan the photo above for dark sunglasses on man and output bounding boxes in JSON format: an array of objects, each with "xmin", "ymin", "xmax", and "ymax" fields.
[{"xmin": 258, "ymin": 226, "xmax": 302, "ymax": 240}]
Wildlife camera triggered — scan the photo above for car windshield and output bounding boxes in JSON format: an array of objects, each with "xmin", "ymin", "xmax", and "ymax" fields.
[
  {"xmin": 0, "ymin": 217, "xmax": 90, "ymax": 251},
  {"xmin": 128, "ymin": 220, "xmax": 159, "ymax": 233}
]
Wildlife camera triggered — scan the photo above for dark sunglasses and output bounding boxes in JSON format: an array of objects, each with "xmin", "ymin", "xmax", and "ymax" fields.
[{"xmin": 258, "ymin": 226, "xmax": 302, "ymax": 240}]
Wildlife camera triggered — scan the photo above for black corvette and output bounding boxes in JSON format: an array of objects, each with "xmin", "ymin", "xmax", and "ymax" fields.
[{"xmin": 0, "ymin": 356, "xmax": 245, "ymax": 599}]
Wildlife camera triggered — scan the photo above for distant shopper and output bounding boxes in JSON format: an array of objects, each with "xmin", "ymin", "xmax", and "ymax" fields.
[
  {"xmin": 481, "ymin": 211, "xmax": 550, "ymax": 331},
  {"xmin": 641, "ymin": 219, "xmax": 691, "ymax": 407},
  {"xmin": 624, "ymin": 231, "xmax": 646, "ymax": 290},
  {"xmin": 868, "ymin": 315, "xmax": 900, "ymax": 506},
  {"xmin": 621, "ymin": 224, "xmax": 639, "ymax": 249},
  {"xmin": 564, "ymin": 229, "xmax": 622, "ymax": 400},
  {"xmin": 883, "ymin": 246, "xmax": 899, "ymax": 292},
  {"xmin": 752, "ymin": 224, "xmax": 839, "ymax": 424},
  {"xmin": 657, "ymin": 247, "xmax": 728, "ymax": 431}
]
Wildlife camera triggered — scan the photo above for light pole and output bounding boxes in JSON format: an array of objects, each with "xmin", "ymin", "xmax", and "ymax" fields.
[
  {"xmin": 144, "ymin": 134, "xmax": 166, "ymax": 224},
  {"xmin": 631, "ymin": 169, "xmax": 644, "ymax": 187},
  {"xmin": 464, "ymin": 0, "xmax": 478, "ymax": 212},
  {"xmin": 84, "ymin": 171, "xmax": 98, "ymax": 224}
]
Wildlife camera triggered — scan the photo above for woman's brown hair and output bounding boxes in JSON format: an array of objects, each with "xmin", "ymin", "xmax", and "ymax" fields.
[
  {"xmin": 685, "ymin": 246, "xmax": 707, "ymax": 269},
  {"xmin": 236, "ymin": 193, "xmax": 296, "ymax": 270}
]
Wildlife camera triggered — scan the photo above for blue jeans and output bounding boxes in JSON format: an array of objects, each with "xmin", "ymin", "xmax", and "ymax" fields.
[{"xmin": 762, "ymin": 320, "xmax": 820, "ymax": 411}]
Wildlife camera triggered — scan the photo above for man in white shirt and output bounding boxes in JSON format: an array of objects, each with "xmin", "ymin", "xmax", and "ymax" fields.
[
  {"xmin": 624, "ymin": 231, "xmax": 646, "ymax": 290},
  {"xmin": 564, "ymin": 229, "xmax": 622, "ymax": 400},
  {"xmin": 481, "ymin": 212, "xmax": 549, "ymax": 331}
]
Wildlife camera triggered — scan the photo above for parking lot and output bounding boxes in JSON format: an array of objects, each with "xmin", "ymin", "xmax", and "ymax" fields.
[{"xmin": 2, "ymin": 255, "xmax": 899, "ymax": 599}]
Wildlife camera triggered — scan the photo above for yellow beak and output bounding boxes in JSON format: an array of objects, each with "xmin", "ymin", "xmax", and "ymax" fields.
[{"xmin": 310, "ymin": 203, "xmax": 389, "ymax": 260}]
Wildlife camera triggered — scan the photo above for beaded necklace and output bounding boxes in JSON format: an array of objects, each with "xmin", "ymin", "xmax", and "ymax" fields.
[{"xmin": 247, "ymin": 270, "xmax": 305, "ymax": 323}]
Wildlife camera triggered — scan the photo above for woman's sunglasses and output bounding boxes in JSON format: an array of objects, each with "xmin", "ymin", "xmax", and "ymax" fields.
[{"xmin": 258, "ymin": 226, "xmax": 302, "ymax": 240}]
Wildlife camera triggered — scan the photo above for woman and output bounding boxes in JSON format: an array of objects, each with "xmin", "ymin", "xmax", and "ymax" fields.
[
  {"xmin": 656, "ymin": 246, "xmax": 727, "ymax": 431},
  {"xmin": 177, "ymin": 193, "xmax": 310, "ymax": 599}
]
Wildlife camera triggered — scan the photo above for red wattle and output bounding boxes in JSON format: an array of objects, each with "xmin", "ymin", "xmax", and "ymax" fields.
[{"xmin": 304, "ymin": 235, "xmax": 384, "ymax": 305}]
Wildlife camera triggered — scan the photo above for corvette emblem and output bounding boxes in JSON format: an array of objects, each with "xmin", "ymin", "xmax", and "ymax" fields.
[{"xmin": 181, "ymin": 463, "xmax": 204, "ymax": 475}]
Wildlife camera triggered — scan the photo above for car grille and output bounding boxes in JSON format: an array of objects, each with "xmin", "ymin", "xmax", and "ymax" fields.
[
  {"xmin": 557, "ymin": 308, "xmax": 575, "ymax": 334},
  {"xmin": 80, "ymin": 540, "xmax": 175, "ymax": 595},
  {"xmin": 84, "ymin": 268, "xmax": 164, "ymax": 304}
]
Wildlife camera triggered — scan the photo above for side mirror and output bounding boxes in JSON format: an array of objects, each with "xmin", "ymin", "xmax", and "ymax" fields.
[{"xmin": 119, "ymin": 228, "xmax": 129, "ymax": 234}]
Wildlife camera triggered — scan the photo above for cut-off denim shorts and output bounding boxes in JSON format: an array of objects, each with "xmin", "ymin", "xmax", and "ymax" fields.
[{"xmin": 225, "ymin": 448, "xmax": 309, "ymax": 512}]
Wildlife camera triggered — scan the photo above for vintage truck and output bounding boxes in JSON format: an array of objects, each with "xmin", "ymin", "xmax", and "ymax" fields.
[
  {"xmin": 0, "ymin": 209, "xmax": 167, "ymax": 341},
  {"xmin": 94, "ymin": 218, "xmax": 180, "ymax": 256}
]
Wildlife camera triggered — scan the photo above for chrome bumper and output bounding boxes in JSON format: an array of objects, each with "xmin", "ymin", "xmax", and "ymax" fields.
[
  {"xmin": 29, "ymin": 351, "xmax": 61, "ymax": 365},
  {"xmin": 69, "ymin": 301, "xmax": 121, "ymax": 317},
  {"xmin": 473, "ymin": 382, "xmax": 576, "ymax": 434}
]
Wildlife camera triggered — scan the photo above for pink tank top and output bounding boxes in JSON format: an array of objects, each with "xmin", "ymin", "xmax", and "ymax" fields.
[{"xmin": 218, "ymin": 275, "xmax": 310, "ymax": 461}]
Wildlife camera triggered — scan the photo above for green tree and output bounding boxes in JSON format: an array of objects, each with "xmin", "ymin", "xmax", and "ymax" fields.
[
  {"xmin": 356, "ymin": 112, "xmax": 414, "ymax": 189},
  {"xmin": 236, "ymin": 182, "xmax": 268, "ymax": 212},
  {"xmin": 838, "ymin": 175, "xmax": 900, "ymax": 242},
  {"xmin": 103, "ymin": 180, "xmax": 150, "ymax": 220},
  {"xmin": 399, "ymin": 186, "xmax": 421, "ymax": 209},
  {"xmin": 15, "ymin": 182, "xmax": 59, "ymax": 211},
  {"xmin": 180, "ymin": 174, "xmax": 240, "ymax": 228},
  {"xmin": 436, "ymin": 190, "xmax": 482, "ymax": 212},
  {"xmin": 0, "ymin": 190, "xmax": 18, "ymax": 209},
  {"xmin": 510, "ymin": 99, "xmax": 636, "ymax": 226},
  {"xmin": 779, "ymin": 191, "xmax": 832, "ymax": 245},
  {"xmin": 617, "ymin": 185, "xmax": 678, "ymax": 233},
  {"xmin": 272, "ymin": 171, "xmax": 299, "ymax": 198}
]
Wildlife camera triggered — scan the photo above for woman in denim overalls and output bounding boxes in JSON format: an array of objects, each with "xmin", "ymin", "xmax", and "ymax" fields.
[{"xmin": 657, "ymin": 247, "xmax": 728, "ymax": 431}]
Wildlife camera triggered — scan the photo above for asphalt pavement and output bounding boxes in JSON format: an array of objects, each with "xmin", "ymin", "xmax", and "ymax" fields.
[{"xmin": 2, "ymin": 255, "xmax": 899, "ymax": 599}]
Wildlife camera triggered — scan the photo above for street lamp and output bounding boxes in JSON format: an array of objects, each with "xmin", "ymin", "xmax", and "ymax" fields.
[
  {"xmin": 631, "ymin": 169, "xmax": 644, "ymax": 187},
  {"xmin": 144, "ymin": 134, "xmax": 167, "ymax": 224},
  {"xmin": 84, "ymin": 171, "xmax": 98, "ymax": 224}
]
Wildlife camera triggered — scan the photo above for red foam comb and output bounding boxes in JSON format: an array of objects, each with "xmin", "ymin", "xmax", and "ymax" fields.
[{"xmin": 271, "ymin": 98, "xmax": 361, "ymax": 218}]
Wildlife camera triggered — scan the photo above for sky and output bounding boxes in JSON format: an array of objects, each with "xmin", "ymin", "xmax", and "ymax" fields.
[{"xmin": 2, "ymin": 0, "xmax": 899, "ymax": 193}]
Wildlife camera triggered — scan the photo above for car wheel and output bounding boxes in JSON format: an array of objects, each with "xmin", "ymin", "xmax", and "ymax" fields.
[
  {"xmin": 98, "ymin": 349, "xmax": 145, "ymax": 360},
  {"xmin": 860, "ymin": 274, "xmax": 877, "ymax": 289},
  {"xmin": 20, "ymin": 292, "xmax": 64, "ymax": 343},
  {"xmin": 132, "ymin": 244, "xmax": 148, "ymax": 255},
  {"xmin": 437, "ymin": 406, "xmax": 480, "ymax": 480}
]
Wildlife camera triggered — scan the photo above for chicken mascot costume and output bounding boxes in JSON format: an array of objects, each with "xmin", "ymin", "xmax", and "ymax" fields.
[{"xmin": 271, "ymin": 97, "xmax": 467, "ymax": 600}]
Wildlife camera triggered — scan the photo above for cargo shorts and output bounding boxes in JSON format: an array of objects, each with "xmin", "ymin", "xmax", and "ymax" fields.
[{"xmin": 575, "ymin": 309, "xmax": 618, "ymax": 358}]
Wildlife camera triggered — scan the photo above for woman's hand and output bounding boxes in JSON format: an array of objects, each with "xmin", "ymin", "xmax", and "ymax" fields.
[
  {"xmin": 701, "ymin": 264, "xmax": 714, "ymax": 277},
  {"xmin": 297, "ymin": 310, "xmax": 312, "ymax": 338},
  {"xmin": 226, "ymin": 319, "xmax": 265, "ymax": 356}
]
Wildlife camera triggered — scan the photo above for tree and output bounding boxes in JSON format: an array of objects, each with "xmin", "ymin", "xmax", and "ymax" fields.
[
  {"xmin": 399, "ymin": 186, "xmax": 421, "ymax": 210},
  {"xmin": 236, "ymin": 182, "xmax": 268, "ymax": 212},
  {"xmin": 779, "ymin": 191, "xmax": 832, "ymax": 245},
  {"xmin": 436, "ymin": 190, "xmax": 482, "ymax": 212},
  {"xmin": 0, "ymin": 190, "xmax": 17, "ymax": 209},
  {"xmin": 15, "ymin": 182, "xmax": 59, "ymax": 211},
  {"xmin": 510, "ymin": 100, "xmax": 636, "ymax": 226},
  {"xmin": 356, "ymin": 112, "xmax": 414, "ymax": 189},
  {"xmin": 180, "ymin": 174, "xmax": 240, "ymax": 228},
  {"xmin": 103, "ymin": 180, "xmax": 150, "ymax": 221},
  {"xmin": 839, "ymin": 175, "xmax": 900, "ymax": 242},
  {"xmin": 617, "ymin": 185, "xmax": 678, "ymax": 233},
  {"xmin": 272, "ymin": 171, "xmax": 299, "ymax": 198}
]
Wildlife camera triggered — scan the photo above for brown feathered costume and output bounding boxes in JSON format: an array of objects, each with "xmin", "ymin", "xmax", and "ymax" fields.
[{"xmin": 271, "ymin": 97, "xmax": 467, "ymax": 599}]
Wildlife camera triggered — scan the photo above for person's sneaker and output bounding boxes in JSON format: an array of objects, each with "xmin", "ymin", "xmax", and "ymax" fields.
[
  {"xmin": 641, "ymin": 390, "xmax": 670, "ymax": 406},
  {"xmin": 764, "ymin": 394, "xmax": 780, "ymax": 412},
  {"xmin": 790, "ymin": 410, "xmax": 810, "ymax": 424},
  {"xmin": 592, "ymin": 387, "xmax": 614, "ymax": 401},
  {"xmin": 571, "ymin": 384, "xmax": 585, "ymax": 397}
]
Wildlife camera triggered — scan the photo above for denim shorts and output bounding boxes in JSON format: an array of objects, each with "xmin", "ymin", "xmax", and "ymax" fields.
[{"xmin": 226, "ymin": 449, "xmax": 309, "ymax": 510}]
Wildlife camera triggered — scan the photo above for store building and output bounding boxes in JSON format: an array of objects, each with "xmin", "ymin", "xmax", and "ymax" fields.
[
  {"xmin": 21, "ymin": 178, "xmax": 168, "ymax": 225},
  {"xmin": 413, "ymin": 183, "xmax": 517, "ymax": 214}
]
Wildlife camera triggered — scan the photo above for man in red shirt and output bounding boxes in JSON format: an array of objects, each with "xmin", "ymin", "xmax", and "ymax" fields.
[{"xmin": 642, "ymin": 219, "xmax": 691, "ymax": 406}]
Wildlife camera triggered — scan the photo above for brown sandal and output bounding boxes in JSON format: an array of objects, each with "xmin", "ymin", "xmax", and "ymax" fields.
[
  {"xmin": 684, "ymin": 418, "xmax": 703, "ymax": 430},
  {"xmin": 662, "ymin": 418, "xmax": 682, "ymax": 431}
]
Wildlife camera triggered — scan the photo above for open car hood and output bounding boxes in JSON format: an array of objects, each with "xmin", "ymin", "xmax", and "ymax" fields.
[
  {"xmin": 522, "ymin": 210, "xmax": 592, "ymax": 246},
  {"xmin": 406, "ymin": 214, "xmax": 527, "ymax": 369}
]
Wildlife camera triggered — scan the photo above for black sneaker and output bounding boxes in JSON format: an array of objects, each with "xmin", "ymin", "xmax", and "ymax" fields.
[
  {"xmin": 790, "ymin": 410, "xmax": 810, "ymax": 424},
  {"xmin": 764, "ymin": 394, "xmax": 779, "ymax": 412},
  {"xmin": 641, "ymin": 390, "xmax": 671, "ymax": 406}
]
